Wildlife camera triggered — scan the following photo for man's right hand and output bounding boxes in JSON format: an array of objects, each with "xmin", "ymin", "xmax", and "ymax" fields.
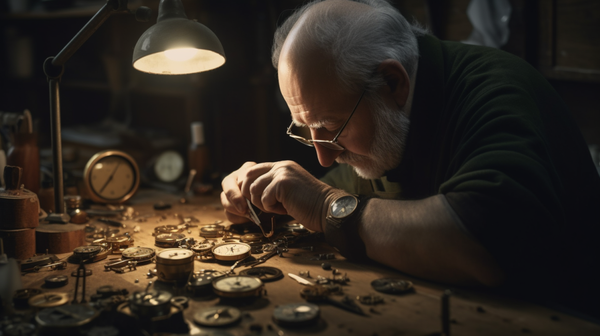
[{"xmin": 220, "ymin": 160, "xmax": 336, "ymax": 232}]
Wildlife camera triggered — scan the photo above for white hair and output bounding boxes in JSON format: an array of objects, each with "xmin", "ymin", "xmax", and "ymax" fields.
[{"xmin": 272, "ymin": 0, "xmax": 427, "ymax": 96}]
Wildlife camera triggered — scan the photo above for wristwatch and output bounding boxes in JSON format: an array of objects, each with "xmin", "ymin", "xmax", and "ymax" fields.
[
  {"xmin": 326, "ymin": 194, "xmax": 359, "ymax": 228},
  {"xmin": 323, "ymin": 193, "xmax": 370, "ymax": 260}
]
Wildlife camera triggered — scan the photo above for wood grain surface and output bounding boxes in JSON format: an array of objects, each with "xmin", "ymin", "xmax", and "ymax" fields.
[{"xmin": 16, "ymin": 189, "xmax": 600, "ymax": 335}]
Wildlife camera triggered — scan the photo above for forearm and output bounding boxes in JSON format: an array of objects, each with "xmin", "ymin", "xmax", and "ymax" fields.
[{"xmin": 359, "ymin": 194, "xmax": 505, "ymax": 287}]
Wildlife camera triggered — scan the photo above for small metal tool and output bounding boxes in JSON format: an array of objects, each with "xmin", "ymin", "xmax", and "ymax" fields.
[
  {"xmin": 245, "ymin": 198, "xmax": 261, "ymax": 225},
  {"xmin": 288, "ymin": 273, "xmax": 315, "ymax": 286},
  {"xmin": 72, "ymin": 261, "xmax": 87, "ymax": 304}
]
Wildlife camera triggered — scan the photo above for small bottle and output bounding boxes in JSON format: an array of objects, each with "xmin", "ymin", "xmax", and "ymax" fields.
[{"xmin": 188, "ymin": 122, "xmax": 210, "ymax": 185}]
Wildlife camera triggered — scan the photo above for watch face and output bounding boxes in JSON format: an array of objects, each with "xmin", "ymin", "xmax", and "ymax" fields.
[
  {"xmin": 331, "ymin": 195, "xmax": 358, "ymax": 219},
  {"xmin": 84, "ymin": 151, "xmax": 140, "ymax": 203},
  {"xmin": 211, "ymin": 243, "xmax": 251, "ymax": 261},
  {"xmin": 212, "ymin": 276, "xmax": 263, "ymax": 297},
  {"xmin": 154, "ymin": 150, "xmax": 184, "ymax": 183}
]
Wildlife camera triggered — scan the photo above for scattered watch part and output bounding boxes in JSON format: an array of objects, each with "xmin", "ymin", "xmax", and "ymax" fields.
[
  {"xmin": 212, "ymin": 275, "xmax": 264, "ymax": 298},
  {"xmin": 241, "ymin": 233, "xmax": 265, "ymax": 243},
  {"xmin": 153, "ymin": 224, "xmax": 184, "ymax": 236},
  {"xmin": 199, "ymin": 224, "xmax": 225, "ymax": 238},
  {"xmin": 105, "ymin": 235, "xmax": 134, "ymax": 254},
  {"xmin": 13, "ymin": 288, "xmax": 43, "ymax": 309},
  {"xmin": 357, "ymin": 294, "xmax": 384, "ymax": 305},
  {"xmin": 187, "ymin": 270, "xmax": 228, "ymax": 295},
  {"xmin": 20, "ymin": 254, "xmax": 60, "ymax": 271},
  {"xmin": 155, "ymin": 248, "xmax": 195, "ymax": 283},
  {"xmin": 28, "ymin": 293, "xmax": 70, "ymax": 308},
  {"xmin": 211, "ymin": 242, "xmax": 252, "ymax": 261},
  {"xmin": 122, "ymin": 246, "xmax": 156, "ymax": 264},
  {"xmin": 193, "ymin": 306, "xmax": 242, "ymax": 327},
  {"xmin": 371, "ymin": 278, "xmax": 414, "ymax": 294},
  {"xmin": 191, "ymin": 241, "xmax": 214, "ymax": 255},
  {"xmin": 129, "ymin": 289, "xmax": 173, "ymax": 318},
  {"xmin": 171, "ymin": 296, "xmax": 189, "ymax": 309},
  {"xmin": 3, "ymin": 322, "xmax": 36, "ymax": 336},
  {"xmin": 281, "ymin": 222, "xmax": 309, "ymax": 235},
  {"xmin": 272, "ymin": 302, "xmax": 320, "ymax": 328},
  {"xmin": 154, "ymin": 232, "xmax": 186, "ymax": 248},
  {"xmin": 44, "ymin": 274, "xmax": 69, "ymax": 288},
  {"xmin": 36, "ymin": 303, "xmax": 98, "ymax": 330},
  {"xmin": 239, "ymin": 267, "xmax": 283, "ymax": 282}
]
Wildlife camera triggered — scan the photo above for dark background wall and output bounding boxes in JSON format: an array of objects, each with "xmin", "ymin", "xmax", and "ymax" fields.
[{"xmin": 1, "ymin": 0, "xmax": 599, "ymax": 188}]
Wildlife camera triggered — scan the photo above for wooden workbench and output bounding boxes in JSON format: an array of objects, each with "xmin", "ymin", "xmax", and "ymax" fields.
[{"xmin": 15, "ymin": 189, "xmax": 600, "ymax": 336}]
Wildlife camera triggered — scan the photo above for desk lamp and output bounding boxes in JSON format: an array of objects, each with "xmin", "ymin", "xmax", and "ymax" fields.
[{"xmin": 44, "ymin": 0, "xmax": 226, "ymax": 223}]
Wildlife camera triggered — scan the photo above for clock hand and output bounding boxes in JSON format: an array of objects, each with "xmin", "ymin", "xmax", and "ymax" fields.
[{"xmin": 99, "ymin": 161, "xmax": 121, "ymax": 193}]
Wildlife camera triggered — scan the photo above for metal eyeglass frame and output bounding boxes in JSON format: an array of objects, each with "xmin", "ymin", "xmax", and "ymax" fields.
[{"xmin": 286, "ymin": 90, "xmax": 366, "ymax": 151}]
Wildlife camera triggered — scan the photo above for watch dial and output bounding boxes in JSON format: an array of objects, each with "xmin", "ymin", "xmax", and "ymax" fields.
[
  {"xmin": 157, "ymin": 249, "xmax": 194, "ymax": 260},
  {"xmin": 154, "ymin": 150, "xmax": 184, "ymax": 183},
  {"xmin": 90, "ymin": 156, "xmax": 136, "ymax": 201},
  {"xmin": 213, "ymin": 276, "xmax": 262, "ymax": 292},
  {"xmin": 331, "ymin": 196, "xmax": 358, "ymax": 219},
  {"xmin": 212, "ymin": 243, "xmax": 251, "ymax": 257}
]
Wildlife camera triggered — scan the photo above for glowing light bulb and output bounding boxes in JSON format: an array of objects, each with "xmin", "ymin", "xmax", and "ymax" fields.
[{"xmin": 164, "ymin": 48, "xmax": 198, "ymax": 61}]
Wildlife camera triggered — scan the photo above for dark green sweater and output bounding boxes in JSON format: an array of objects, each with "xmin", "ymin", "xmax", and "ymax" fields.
[{"xmin": 322, "ymin": 34, "xmax": 600, "ymax": 317}]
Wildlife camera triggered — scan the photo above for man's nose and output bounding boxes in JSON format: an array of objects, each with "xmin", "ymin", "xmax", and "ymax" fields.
[
  {"xmin": 314, "ymin": 143, "xmax": 342, "ymax": 167},
  {"xmin": 310, "ymin": 128, "xmax": 342, "ymax": 167}
]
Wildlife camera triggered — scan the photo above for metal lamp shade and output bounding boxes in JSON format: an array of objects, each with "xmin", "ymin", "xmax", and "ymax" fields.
[{"xmin": 132, "ymin": 18, "xmax": 225, "ymax": 75}]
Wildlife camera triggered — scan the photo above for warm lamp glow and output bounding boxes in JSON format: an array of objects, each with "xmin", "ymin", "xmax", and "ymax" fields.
[
  {"xmin": 132, "ymin": 0, "xmax": 226, "ymax": 75},
  {"xmin": 165, "ymin": 48, "xmax": 198, "ymax": 61}
]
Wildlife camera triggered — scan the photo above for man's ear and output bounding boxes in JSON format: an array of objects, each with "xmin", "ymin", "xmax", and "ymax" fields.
[{"xmin": 376, "ymin": 59, "xmax": 410, "ymax": 109}]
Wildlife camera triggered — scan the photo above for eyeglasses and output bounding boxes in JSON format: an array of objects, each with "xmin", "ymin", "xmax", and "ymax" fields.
[{"xmin": 286, "ymin": 90, "xmax": 365, "ymax": 151}]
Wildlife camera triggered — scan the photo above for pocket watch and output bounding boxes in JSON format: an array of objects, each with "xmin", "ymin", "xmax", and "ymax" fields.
[
  {"xmin": 272, "ymin": 302, "xmax": 320, "ymax": 327},
  {"xmin": 239, "ymin": 267, "xmax": 283, "ymax": 282},
  {"xmin": 199, "ymin": 224, "xmax": 225, "ymax": 238},
  {"xmin": 193, "ymin": 306, "xmax": 242, "ymax": 327},
  {"xmin": 104, "ymin": 235, "xmax": 134, "ymax": 253},
  {"xmin": 211, "ymin": 242, "xmax": 252, "ymax": 261},
  {"xmin": 44, "ymin": 275, "xmax": 69, "ymax": 288},
  {"xmin": 187, "ymin": 270, "xmax": 228, "ymax": 295},
  {"xmin": 212, "ymin": 275, "xmax": 264, "ymax": 298},
  {"xmin": 36, "ymin": 304, "xmax": 98, "ymax": 330},
  {"xmin": 155, "ymin": 232, "xmax": 186, "ymax": 248},
  {"xmin": 121, "ymin": 246, "xmax": 155, "ymax": 264},
  {"xmin": 83, "ymin": 150, "xmax": 140, "ymax": 204},
  {"xmin": 153, "ymin": 224, "xmax": 185, "ymax": 236},
  {"xmin": 28, "ymin": 292, "xmax": 70, "ymax": 308},
  {"xmin": 129, "ymin": 289, "xmax": 173, "ymax": 318},
  {"xmin": 72, "ymin": 245, "xmax": 103, "ymax": 260}
]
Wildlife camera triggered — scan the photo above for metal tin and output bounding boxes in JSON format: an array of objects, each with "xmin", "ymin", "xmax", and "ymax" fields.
[{"xmin": 155, "ymin": 248, "xmax": 194, "ymax": 283}]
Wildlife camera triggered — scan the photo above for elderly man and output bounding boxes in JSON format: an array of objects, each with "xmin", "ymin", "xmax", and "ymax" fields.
[{"xmin": 221, "ymin": 0, "xmax": 600, "ymax": 318}]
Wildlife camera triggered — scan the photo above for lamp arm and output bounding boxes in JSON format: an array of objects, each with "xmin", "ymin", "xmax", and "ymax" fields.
[
  {"xmin": 52, "ymin": 0, "xmax": 128, "ymax": 67},
  {"xmin": 42, "ymin": 0, "xmax": 146, "ymax": 222}
]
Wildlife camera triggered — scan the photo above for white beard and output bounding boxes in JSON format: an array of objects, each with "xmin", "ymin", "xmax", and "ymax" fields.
[{"xmin": 336, "ymin": 95, "xmax": 410, "ymax": 179}]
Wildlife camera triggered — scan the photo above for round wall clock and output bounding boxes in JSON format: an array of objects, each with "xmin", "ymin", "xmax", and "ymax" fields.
[
  {"xmin": 153, "ymin": 150, "xmax": 185, "ymax": 183},
  {"xmin": 83, "ymin": 150, "xmax": 140, "ymax": 204}
]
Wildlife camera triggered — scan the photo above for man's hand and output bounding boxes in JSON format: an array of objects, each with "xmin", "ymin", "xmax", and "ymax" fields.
[{"xmin": 220, "ymin": 160, "xmax": 335, "ymax": 232}]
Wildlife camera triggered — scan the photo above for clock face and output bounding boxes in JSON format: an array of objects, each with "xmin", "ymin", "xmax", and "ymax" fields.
[
  {"xmin": 84, "ymin": 150, "xmax": 140, "ymax": 204},
  {"xmin": 211, "ymin": 243, "xmax": 251, "ymax": 261},
  {"xmin": 212, "ymin": 276, "xmax": 263, "ymax": 297},
  {"xmin": 154, "ymin": 150, "xmax": 184, "ymax": 183},
  {"xmin": 331, "ymin": 195, "xmax": 358, "ymax": 219},
  {"xmin": 157, "ymin": 249, "xmax": 194, "ymax": 260}
]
